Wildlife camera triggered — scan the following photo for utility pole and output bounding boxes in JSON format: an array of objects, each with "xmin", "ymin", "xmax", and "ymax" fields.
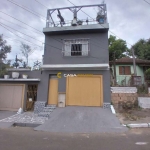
[
  {"xmin": 131, "ymin": 48, "xmax": 137, "ymax": 75},
  {"xmin": 113, "ymin": 52, "xmax": 117, "ymax": 85}
]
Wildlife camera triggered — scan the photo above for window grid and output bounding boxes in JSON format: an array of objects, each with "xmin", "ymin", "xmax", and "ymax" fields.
[{"xmin": 62, "ymin": 38, "xmax": 90, "ymax": 57}]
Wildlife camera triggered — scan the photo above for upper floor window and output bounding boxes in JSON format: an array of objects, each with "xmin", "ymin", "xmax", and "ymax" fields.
[
  {"xmin": 119, "ymin": 66, "xmax": 131, "ymax": 75},
  {"xmin": 63, "ymin": 39, "xmax": 89, "ymax": 56}
]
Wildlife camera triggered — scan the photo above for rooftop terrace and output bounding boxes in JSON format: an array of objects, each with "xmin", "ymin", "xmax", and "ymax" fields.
[{"xmin": 44, "ymin": 3, "xmax": 108, "ymax": 33}]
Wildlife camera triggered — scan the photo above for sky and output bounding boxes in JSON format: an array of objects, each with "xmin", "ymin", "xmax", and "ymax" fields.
[{"xmin": 0, "ymin": 0, "xmax": 150, "ymax": 66}]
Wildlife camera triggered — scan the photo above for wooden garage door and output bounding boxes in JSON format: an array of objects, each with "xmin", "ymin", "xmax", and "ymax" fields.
[
  {"xmin": 0, "ymin": 84, "xmax": 24, "ymax": 111},
  {"xmin": 66, "ymin": 75, "xmax": 103, "ymax": 106}
]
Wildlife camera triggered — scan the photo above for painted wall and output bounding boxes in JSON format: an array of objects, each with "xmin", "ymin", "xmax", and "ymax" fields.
[
  {"xmin": 36, "ymin": 30, "xmax": 111, "ymax": 105},
  {"xmin": 43, "ymin": 32, "xmax": 109, "ymax": 64},
  {"xmin": 36, "ymin": 70, "xmax": 111, "ymax": 104},
  {"xmin": 112, "ymin": 64, "xmax": 144, "ymax": 85}
]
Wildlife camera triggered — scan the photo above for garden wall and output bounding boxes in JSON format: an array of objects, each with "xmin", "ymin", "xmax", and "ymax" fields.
[{"xmin": 111, "ymin": 87, "xmax": 150, "ymax": 104}]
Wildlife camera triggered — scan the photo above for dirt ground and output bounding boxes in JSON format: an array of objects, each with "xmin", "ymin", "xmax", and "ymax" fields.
[{"xmin": 114, "ymin": 104, "xmax": 150, "ymax": 124}]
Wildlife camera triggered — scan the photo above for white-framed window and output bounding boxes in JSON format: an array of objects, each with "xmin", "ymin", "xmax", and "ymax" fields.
[{"xmin": 63, "ymin": 38, "xmax": 89, "ymax": 56}]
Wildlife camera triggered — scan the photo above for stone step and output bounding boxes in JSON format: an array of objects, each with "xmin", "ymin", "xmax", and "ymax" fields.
[
  {"xmin": 46, "ymin": 105, "xmax": 56, "ymax": 108},
  {"xmin": 42, "ymin": 108, "xmax": 53, "ymax": 112},
  {"xmin": 38, "ymin": 112, "xmax": 51, "ymax": 118}
]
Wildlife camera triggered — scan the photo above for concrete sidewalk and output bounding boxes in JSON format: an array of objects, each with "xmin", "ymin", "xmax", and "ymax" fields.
[
  {"xmin": 0, "ymin": 111, "xmax": 16, "ymax": 128},
  {"xmin": 0, "ymin": 111, "xmax": 16, "ymax": 120},
  {"xmin": 35, "ymin": 106, "xmax": 128, "ymax": 133}
]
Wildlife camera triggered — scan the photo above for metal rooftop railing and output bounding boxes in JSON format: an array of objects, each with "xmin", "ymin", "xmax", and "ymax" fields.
[{"xmin": 46, "ymin": 4, "xmax": 107, "ymax": 28}]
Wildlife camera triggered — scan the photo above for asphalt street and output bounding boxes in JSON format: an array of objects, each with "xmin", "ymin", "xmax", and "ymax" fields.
[{"xmin": 0, "ymin": 127, "xmax": 150, "ymax": 150}]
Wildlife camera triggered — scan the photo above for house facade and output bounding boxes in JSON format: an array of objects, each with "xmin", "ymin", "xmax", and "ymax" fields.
[
  {"xmin": 110, "ymin": 57, "xmax": 150, "ymax": 86},
  {"xmin": 36, "ymin": 4, "xmax": 110, "ymax": 109},
  {"xmin": 0, "ymin": 4, "xmax": 111, "ymax": 112}
]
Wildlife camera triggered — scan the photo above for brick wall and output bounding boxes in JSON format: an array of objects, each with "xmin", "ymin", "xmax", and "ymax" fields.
[
  {"xmin": 111, "ymin": 87, "xmax": 150, "ymax": 104},
  {"xmin": 111, "ymin": 93, "xmax": 138, "ymax": 104}
]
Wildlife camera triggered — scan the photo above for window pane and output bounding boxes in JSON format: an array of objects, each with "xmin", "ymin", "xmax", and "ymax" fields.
[{"xmin": 71, "ymin": 44, "xmax": 82, "ymax": 56}]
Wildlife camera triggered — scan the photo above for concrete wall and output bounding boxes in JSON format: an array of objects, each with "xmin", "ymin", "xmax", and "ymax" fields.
[
  {"xmin": 37, "ymin": 70, "xmax": 111, "ymax": 104},
  {"xmin": 43, "ymin": 32, "xmax": 109, "ymax": 64}
]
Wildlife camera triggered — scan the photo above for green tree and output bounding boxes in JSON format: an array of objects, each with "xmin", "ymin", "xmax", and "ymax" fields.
[
  {"xmin": 0, "ymin": 34, "xmax": 11, "ymax": 77},
  {"xmin": 132, "ymin": 39, "xmax": 150, "ymax": 60},
  {"xmin": 109, "ymin": 35, "xmax": 129, "ymax": 61},
  {"xmin": 0, "ymin": 34, "xmax": 11, "ymax": 61}
]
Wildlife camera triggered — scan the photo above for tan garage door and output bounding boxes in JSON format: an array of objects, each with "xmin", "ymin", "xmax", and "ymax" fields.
[
  {"xmin": 0, "ymin": 84, "xmax": 24, "ymax": 111},
  {"xmin": 66, "ymin": 75, "xmax": 103, "ymax": 106}
]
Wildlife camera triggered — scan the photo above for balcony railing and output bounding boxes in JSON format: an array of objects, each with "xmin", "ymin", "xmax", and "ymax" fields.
[
  {"xmin": 46, "ymin": 4, "xmax": 107, "ymax": 28},
  {"xmin": 47, "ymin": 19, "xmax": 102, "ymax": 28}
]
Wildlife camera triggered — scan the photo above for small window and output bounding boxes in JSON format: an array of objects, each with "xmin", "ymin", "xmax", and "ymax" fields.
[
  {"xmin": 119, "ymin": 66, "xmax": 131, "ymax": 75},
  {"xmin": 63, "ymin": 39, "xmax": 89, "ymax": 56},
  {"xmin": 71, "ymin": 44, "xmax": 82, "ymax": 56}
]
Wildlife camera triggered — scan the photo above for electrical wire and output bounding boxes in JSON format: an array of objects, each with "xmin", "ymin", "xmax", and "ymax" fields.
[
  {"xmin": 143, "ymin": 0, "xmax": 150, "ymax": 5},
  {"xmin": 0, "ymin": 11, "xmax": 43, "ymax": 33},
  {"xmin": 0, "ymin": 17, "xmax": 43, "ymax": 35},
  {"xmin": 34, "ymin": 0, "xmax": 111, "ymax": 49},
  {"xmin": 0, "ymin": 23, "xmax": 42, "ymax": 48},
  {"xmin": 0, "ymin": 22, "xmax": 63, "ymax": 51},
  {"xmin": 66, "ymin": 0, "xmax": 133, "ymax": 46},
  {"xmin": 7, "ymin": 0, "xmax": 46, "ymax": 20},
  {"xmin": 3, "ymin": 35, "xmax": 40, "ymax": 48},
  {"xmin": 1, "ymin": 1, "xmax": 110, "ymax": 60},
  {"xmin": 0, "ymin": 2, "xmax": 109, "ymax": 49}
]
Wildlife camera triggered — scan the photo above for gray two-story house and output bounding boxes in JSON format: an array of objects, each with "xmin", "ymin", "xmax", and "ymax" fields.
[{"xmin": 37, "ymin": 4, "xmax": 110, "ymax": 108}]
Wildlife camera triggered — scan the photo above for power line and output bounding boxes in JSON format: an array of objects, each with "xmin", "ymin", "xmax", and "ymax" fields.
[
  {"xmin": 2, "ymin": 14, "xmax": 102, "ymax": 51},
  {"xmin": 0, "ymin": 17, "xmax": 43, "ymax": 35},
  {"xmin": 66, "ymin": 0, "xmax": 133, "ymax": 46},
  {"xmin": 0, "ymin": 11, "xmax": 43, "ymax": 33},
  {"xmin": 143, "ymin": 0, "xmax": 150, "ymax": 5},
  {"xmin": 33, "ymin": 0, "xmax": 112, "ymax": 50},
  {"xmin": 2, "ymin": 2, "xmax": 107, "ymax": 49},
  {"xmin": 3, "ymin": 35, "xmax": 40, "ymax": 48},
  {"xmin": 34, "ymin": 0, "xmax": 58, "ymax": 15},
  {"xmin": 0, "ymin": 22, "xmax": 44, "ymax": 43},
  {"xmin": 3, "ymin": 1, "xmax": 111, "ymax": 60},
  {"xmin": 0, "ymin": 12, "xmax": 62, "ymax": 44},
  {"xmin": 0, "ymin": 22, "xmax": 62, "ymax": 51},
  {"xmin": 7, "ymin": 0, "xmax": 46, "ymax": 21},
  {"xmin": 0, "ymin": 23, "xmax": 42, "ymax": 48}
]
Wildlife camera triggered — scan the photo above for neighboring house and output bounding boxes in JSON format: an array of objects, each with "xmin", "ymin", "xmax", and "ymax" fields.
[
  {"xmin": 110, "ymin": 57, "xmax": 150, "ymax": 86},
  {"xmin": 0, "ymin": 4, "xmax": 110, "ymax": 111}
]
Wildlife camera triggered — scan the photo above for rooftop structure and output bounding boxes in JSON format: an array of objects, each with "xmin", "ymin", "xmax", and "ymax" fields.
[{"xmin": 44, "ymin": 4, "xmax": 108, "ymax": 34}]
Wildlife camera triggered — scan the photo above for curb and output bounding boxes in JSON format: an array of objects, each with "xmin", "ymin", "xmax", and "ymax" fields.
[
  {"xmin": 110, "ymin": 105, "xmax": 116, "ymax": 114},
  {"xmin": 123, "ymin": 123, "xmax": 150, "ymax": 128}
]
